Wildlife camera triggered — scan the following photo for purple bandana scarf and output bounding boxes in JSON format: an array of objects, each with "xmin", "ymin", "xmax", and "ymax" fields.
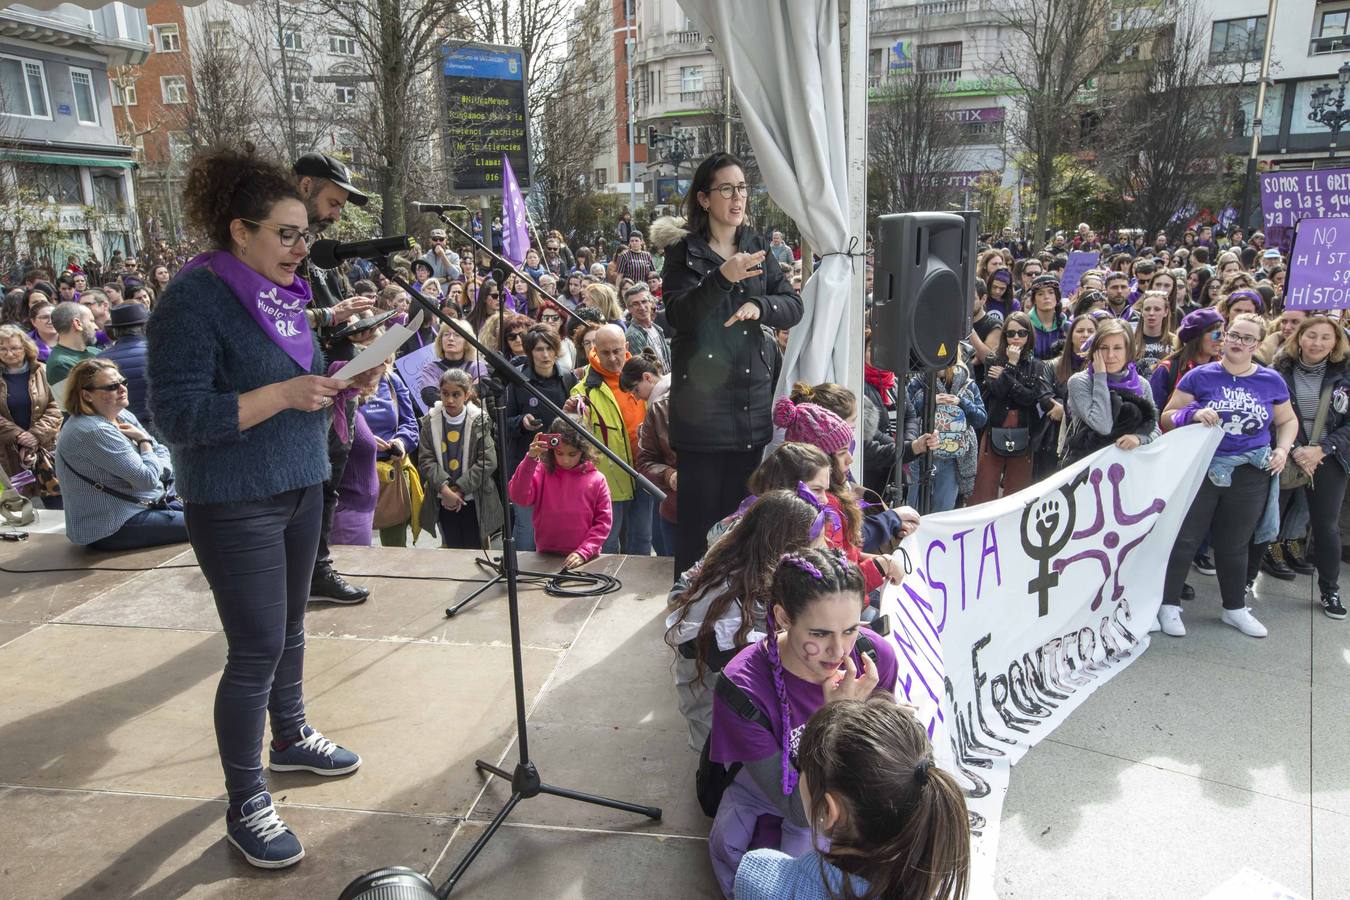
[{"xmin": 180, "ymin": 250, "xmax": 314, "ymax": 371}]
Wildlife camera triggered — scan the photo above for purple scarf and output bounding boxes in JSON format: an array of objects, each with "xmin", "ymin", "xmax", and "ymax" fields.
[
  {"xmin": 1087, "ymin": 361, "xmax": 1146, "ymax": 397},
  {"xmin": 179, "ymin": 250, "xmax": 314, "ymax": 371}
]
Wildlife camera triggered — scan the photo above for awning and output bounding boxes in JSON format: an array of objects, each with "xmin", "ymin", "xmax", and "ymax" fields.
[
  {"xmin": 0, "ymin": 149, "xmax": 134, "ymax": 169},
  {"xmin": 11, "ymin": 0, "xmax": 249, "ymax": 8}
]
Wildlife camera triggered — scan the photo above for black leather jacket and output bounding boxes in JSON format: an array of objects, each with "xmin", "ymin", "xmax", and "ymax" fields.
[{"xmin": 661, "ymin": 227, "xmax": 803, "ymax": 453}]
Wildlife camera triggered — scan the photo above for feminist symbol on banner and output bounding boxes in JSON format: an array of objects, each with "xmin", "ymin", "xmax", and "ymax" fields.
[{"xmin": 1020, "ymin": 478, "xmax": 1081, "ymax": 617}]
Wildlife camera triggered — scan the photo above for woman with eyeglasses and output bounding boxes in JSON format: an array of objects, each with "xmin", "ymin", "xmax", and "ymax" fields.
[
  {"xmin": 0, "ymin": 324, "xmax": 60, "ymax": 503},
  {"xmin": 1158, "ymin": 312, "xmax": 1298, "ymax": 639},
  {"xmin": 147, "ymin": 146, "xmax": 359, "ymax": 869},
  {"xmin": 54, "ymin": 358, "xmax": 185, "ymax": 549},
  {"xmin": 656, "ymin": 151, "xmax": 804, "ymax": 575},
  {"xmin": 26, "ymin": 296, "xmax": 57, "ymax": 362}
]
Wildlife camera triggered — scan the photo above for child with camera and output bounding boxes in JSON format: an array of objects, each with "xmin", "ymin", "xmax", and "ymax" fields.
[{"xmin": 507, "ymin": 416, "xmax": 612, "ymax": 570}]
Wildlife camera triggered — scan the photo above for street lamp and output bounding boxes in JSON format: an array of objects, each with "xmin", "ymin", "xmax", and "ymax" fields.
[{"xmin": 1308, "ymin": 60, "xmax": 1350, "ymax": 159}]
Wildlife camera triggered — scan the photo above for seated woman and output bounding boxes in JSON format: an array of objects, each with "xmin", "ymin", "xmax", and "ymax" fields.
[
  {"xmin": 1062, "ymin": 318, "xmax": 1158, "ymax": 467},
  {"xmin": 54, "ymin": 358, "xmax": 186, "ymax": 551},
  {"xmin": 666, "ymin": 490, "xmax": 827, "ymax": 751},
  {"xmin": 707, "ymin": 547, "xmax": 899, "ymax": 897}
]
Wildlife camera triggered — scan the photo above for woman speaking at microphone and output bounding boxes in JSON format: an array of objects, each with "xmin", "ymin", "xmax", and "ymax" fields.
[{"xmin": 147, "ymin": 146, "xmax": 361, "ymax": 870}]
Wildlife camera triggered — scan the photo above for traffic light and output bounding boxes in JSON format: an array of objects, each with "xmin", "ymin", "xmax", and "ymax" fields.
[{"xmin": 648, "ymin": 126, "xmax": 659, "ymax": 147}]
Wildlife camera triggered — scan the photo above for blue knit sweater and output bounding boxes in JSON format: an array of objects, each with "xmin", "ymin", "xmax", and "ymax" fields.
[
  {"xmin": 734, "ymin": 850, "xmax": 869, "ymax": 900},
  {"xmin": 146, "ymin": 267, "xmax": 330, "ymax": 504}
]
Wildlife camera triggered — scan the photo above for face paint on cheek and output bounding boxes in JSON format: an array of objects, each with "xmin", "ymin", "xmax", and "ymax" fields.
[{"xmin": 802, "ymin": 641, "xmax": 821, "ymax": 658}]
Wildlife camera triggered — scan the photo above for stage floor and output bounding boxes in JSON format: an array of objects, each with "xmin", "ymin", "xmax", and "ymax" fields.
[{"xmin": 0, "ymin": 534, "xmax": 1343, "ymax": 899}]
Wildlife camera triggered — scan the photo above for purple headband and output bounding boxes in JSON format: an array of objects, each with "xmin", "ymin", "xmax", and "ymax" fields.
[
  {"xmin": 731, "ymin": 484, "xmax": 842, "ymax": 542},
  {"xmin": 780, "ymin": 552, "xmax": 824, "ymax": 580}
]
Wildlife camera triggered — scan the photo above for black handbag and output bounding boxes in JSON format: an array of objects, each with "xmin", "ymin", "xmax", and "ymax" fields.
[{"xmin": 989, "ymin": 426, "xmax": 1031, "ymax": 457}]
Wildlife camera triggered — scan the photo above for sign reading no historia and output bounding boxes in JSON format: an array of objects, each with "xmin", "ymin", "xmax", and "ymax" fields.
[
  {"xmin": 440, "ymin": 43, "xmax": 531, "ymax": 193},
  {"xmin": 1260, "ymin": 167, "xmax": 1350, "ymax": 254}
]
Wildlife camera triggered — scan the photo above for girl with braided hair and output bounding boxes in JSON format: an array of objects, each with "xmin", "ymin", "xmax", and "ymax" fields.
[
  {"xmin": 706, "ymin": 547, "xmax": 899, "ymax": 897},
  {"xmin": 736, "ymin": 696, "xmax": 971, "ymax": 900}
]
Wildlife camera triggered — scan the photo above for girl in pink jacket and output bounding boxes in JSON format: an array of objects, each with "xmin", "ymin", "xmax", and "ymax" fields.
[{"xmin": 508, "ymin": 417, "xmax": 612, "ymax": 569}]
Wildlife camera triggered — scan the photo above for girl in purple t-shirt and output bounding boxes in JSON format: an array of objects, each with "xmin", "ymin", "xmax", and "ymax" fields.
[
  {"xmin": 1159, "ymin": 312, "xmax": 1298, "ymax": 639},
  {"xmin": 706, "ymin": 547, "xmax": 899, "ymax": 897}
]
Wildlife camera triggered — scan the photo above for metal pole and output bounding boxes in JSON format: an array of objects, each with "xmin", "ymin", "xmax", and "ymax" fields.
[
  {"xmin": 844, "ymin": 0, "xmax": 869, "ymax": 483},
  {"xmin": 626, "ymin": 30, "xmax": 637, "ymax": 213},
  {"xmin": 722, "ymin": 66, "xmax": 732, "ymax": 150},
  {"xmin": 1239, "ymin": 0, "xmax": 1278, "ymax": 229}
]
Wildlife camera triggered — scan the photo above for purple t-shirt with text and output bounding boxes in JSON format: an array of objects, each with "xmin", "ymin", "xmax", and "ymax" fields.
[
  {"xmin": 1177, "ymin": 362, "xmax": 1289, "ymax": 456},
  {"xmin": 709, "ymin": 626, "xmax": 898, "ymax": 766}
]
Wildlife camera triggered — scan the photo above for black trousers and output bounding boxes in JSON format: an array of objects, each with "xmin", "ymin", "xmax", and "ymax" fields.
[
  {"xmin": 673, "ymin": 447, "xmax": 762, "ymax": 577},
  {"xmin": 185, "ymin": 484, "xmax": 322, "ymax": 807},
  {"xmin": 1247, "ymin": 462, "xmax": 1349, "ymax": 593},
  {"xmin": 438, "ymin": 500, "xmax": 481, "ymax": 549},
  {"xmin": 1164, "ymin": 464, "xmax": 1270, "ymax": 611}
]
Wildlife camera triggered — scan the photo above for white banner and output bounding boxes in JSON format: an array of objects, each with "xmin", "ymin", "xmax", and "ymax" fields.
[{"xmin": 879, "ymin": 426, "xmax": 1223, "ymax": 896}]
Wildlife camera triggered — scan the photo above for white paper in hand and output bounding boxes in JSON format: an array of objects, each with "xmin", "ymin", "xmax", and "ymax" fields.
[{"xmin": 332, "ymin": 311, "xmax": 423, "ymax": 381}]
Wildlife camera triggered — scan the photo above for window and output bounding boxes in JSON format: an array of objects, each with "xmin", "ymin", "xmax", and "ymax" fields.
[
  {"xmin": 15, "ymin": 163, "xmax": 82, "ymax": 204},
  {"xmin": 329, "ymin": 34, "xmax": 356, "ymax": 55},
  {"xmin": 1313, "ymin": 10, "xmax": 1350, "ymax": 53},
  {"xmin": 679, "ymin": 65, "xmax": 703, "ymax": 94},
  {"xmin": 91, "ymin": 173, "xmax": 125, "ymax": 213},
  {"xmin": 69, "ymin": 67, "xmax": 98, "ymax": 125},
  {"xmin": 161, "ymin": 75, "xmax": 187, "ymax": 104},
  {"xmin": 207, "ymin": 21, "xmax": 233, "ymax": 50},
  {"xmin": 288, "ymin": 81, "xmax": 306, "ymax": 104},
  {"xmin": 957, "ymin": 119, "xmax": 1005, "ymax": 145},
  {"xmin": 154, "ymin": 23, "xmax": 180, "ymax": 52},
  {"xmin": 280, "ymin": 28, "xmax": 303, "ymax": 52},
  {"xmin": 112, "ymin": 80, "xmax": 136, "ymax": 107},
  {"xmin": 0, "ymin": 55, "xmax": 50, "ymax": 119},
  {"xmin": 334, "ymin": 84, "xmax": 356, "ymax": 104},
  {"xmin": 1209, "ymin": 16, "xmax": 1265, "ymax": 64},
  {"xmin": 168, "ymin": 131, "xmax": 192, "ymax": 165},
  {"xmin": 917, "ymin": 42, "xmax": 962, "ymax": 72},
  {"xmin": 594, "ymin": 168, "xmax": 607, "ymax": 186}
]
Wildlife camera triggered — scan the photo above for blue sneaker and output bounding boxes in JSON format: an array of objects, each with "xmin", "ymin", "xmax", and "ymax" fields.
[
  {"xmin": 226, "ymin": 791, "xmax": 304, "ymax": 869},
  {"xmin": 269, "ymin": 725, "xmax": 362, "ymax": 776}
]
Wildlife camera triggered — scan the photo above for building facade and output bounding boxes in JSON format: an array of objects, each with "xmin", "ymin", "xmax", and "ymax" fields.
[{"xmin": 0, "ymin": 2, "xmax": 148, "ymax": 271}]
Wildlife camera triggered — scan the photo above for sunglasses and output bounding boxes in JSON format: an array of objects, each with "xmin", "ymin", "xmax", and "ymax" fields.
[
  {"xmin": 507, "ymin": 331, "xmax": 525, "ymax": 340},
  {"xmin": 88, "ymin": 378, "xmax": 128, "ymax": 392},
  {"xmin": 1004, "ymin": 329, "xmax": 1029, "ymax": 338}
]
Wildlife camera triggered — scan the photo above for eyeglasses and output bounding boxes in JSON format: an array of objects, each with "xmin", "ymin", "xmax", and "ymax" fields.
[
  {"xmin": 1225, "ymin": 331, "xmax": 1261, "ymax": 347},
  {"xmin": 240, "ymin": 219, "xmax": 315, "ymax": 248},
  {"xmin": 542, "ymin": 313, "xmax": 562, "ymax": 323},
  {"xmin": 88, "ymin": 378, "xmax": 128, "ymax": 392},
  {"xmin": 507, "ymin": 331, "xmax": 525, "ymax": 340},
  {"xmin": 711, "ymin": 183, "xmax": 750, "ymax": 199},
  {"xmin": 1004, "ymin": 329, "xmax": 1029, "ymax": 338},
  {"xmin": 32, "ymin": 313, "xmax": 52, "ymax": 323}
]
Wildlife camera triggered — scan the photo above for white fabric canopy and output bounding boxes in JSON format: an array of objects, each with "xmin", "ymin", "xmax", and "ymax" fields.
[
  {"xmin": 9, "ymin": 0, "xmax": 245, "ymax": 8},
  {"xmin": 678, "ymin": 0, "xmax": 864, "ymax": 402}
]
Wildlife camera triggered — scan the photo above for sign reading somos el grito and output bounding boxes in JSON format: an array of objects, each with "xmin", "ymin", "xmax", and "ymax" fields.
[
  {"xmin": 1286, "ymin": 216, "xmax": 1350, "ymax": 311},
  {"xmin": 441, "ymin": 43, "xmax": 531, "ymax": 192},
  {"xmin": 1260, "ymin": 168, "xmax": 1350, "ymax": 254}
]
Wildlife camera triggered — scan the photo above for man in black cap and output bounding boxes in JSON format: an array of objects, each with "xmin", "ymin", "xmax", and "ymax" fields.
[
  {"xmin": 99, "ymin": 301, "xmax": 152, "ymax": 428},
  {"xmin": 294, "ymin": 152, "xmax": 376, "ymax": 605}
]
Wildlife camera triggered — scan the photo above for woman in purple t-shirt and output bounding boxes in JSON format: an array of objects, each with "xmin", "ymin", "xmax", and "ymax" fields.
[
  {"xmin": 1159, "ymin": 312, "xmax": 1298, "ymax": 639},
  {"xmin": 706, "ymin": 547, "xmax": 899, "ymax": 897}
]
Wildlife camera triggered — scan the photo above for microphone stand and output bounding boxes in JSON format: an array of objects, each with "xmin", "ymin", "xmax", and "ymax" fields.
[{"xmin": 366, "ymin": 257, "xmax": 663, "ymax": 897}]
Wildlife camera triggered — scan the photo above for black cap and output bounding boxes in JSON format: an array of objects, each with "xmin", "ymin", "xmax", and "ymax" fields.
[
  {"xmin": 294, "ymin": 152, "xmax": 369, "ymax": 206},
  {"xmin": 109, "ymin": 303, "xmax": 148, "ymax": 327}
]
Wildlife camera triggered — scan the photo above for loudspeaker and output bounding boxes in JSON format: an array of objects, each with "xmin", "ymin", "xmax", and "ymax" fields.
[{"xmin": 871, "ymin": 211, "xmax": 977, "ymax": 373}]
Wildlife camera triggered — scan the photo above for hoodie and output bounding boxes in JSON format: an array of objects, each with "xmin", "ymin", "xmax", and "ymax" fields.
[{"xmin": 508, "ymin": 455, "xmax": 612, "ymax": 561}]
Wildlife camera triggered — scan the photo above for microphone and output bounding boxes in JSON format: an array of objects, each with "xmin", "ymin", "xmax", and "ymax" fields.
[
  {"xmin": 412, "ymin": 202, "xmax": 469, "ymax": 214},
  {"xmin": 309, "ymin": 236, "xmax": 412, "ymax": 269}
]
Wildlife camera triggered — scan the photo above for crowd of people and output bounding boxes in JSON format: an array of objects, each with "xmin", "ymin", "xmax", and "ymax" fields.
[{"xmin": 0, "ymin": 140, "xmax": 1339, "ymax": 898}]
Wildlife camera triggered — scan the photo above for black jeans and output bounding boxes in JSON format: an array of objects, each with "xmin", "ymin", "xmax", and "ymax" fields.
[
  {"xmin": 1247, "ymin": 462, "xmax": 1349, "ymax": 593},
  {"xmin": 186, "ymin": 484, "xmax": 322, "ymax": 807},
  {"xmin": 1164, "ymin": 464, "xmax": 1270, "ymax": 611},
  {"xmin": 674, "ymin": 447, "xmax": 762, "ymax": 577}
]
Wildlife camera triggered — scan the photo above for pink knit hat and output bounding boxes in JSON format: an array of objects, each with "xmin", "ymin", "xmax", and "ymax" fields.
[{"xmin": 773, "ymin": 398, "xmax": 853, "ymax": 455}]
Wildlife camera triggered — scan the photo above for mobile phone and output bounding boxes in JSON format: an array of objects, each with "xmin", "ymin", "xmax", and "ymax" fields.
[{"xmin": 1, "ymin": 530, "xmax": 28, "ymax": 542}]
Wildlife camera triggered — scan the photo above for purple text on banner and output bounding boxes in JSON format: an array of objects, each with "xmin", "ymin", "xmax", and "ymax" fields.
[
  {"xmin": 394, "ymin": 343, "xmax": 437, "ymax": 413},
  {"xmin": 1060, "ymin": 251, "xmax": 1100, "ymax": 295},
  {"xmin": 1285, "ymin": 217, "xmax": 1350, "ymax": 311},
  {"xmin": 1260, "ymin": 168, "xmax": 1350, "ymax": 254}
]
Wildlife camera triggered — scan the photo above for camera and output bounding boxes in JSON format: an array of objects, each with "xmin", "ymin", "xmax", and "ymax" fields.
[{"xmin": 542, "ymin": 433, "xmax": 563, "ymax": 448}]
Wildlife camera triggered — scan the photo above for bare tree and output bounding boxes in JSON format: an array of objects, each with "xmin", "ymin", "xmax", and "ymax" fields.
[
  {"xmin": 1102, "ymin": 5, "xmax": 1237, "ymax": 238},
  {"xmin": 231, "ymin": 0, "xmax": 327, "ymax": 162},
  {"xmin": 991, "ymin": 0, "xmax": 1153, "ymax": 245},
  {"xmin": 868, "ymin": 72, "xmax": 964, "ymax": 216},
  {"xmin": 177, "ymin": 17, "xmax": 260, "ymax": 152},
  {"xmin": 311, "ymin": 0, "xmax": 461, "ymax": 234}
]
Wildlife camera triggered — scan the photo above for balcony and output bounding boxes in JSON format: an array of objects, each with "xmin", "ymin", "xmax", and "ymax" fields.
[
  {"xmin": 870, "ymin": 0, "xmax": 997, "ymax": 32},
  {"xmin": 0, "ymin": 3, "xmax": 150, "ymax": 65},
  {"xmin": 1311, "ymin": 34, "xmax": 1350, "ymax": 55}
]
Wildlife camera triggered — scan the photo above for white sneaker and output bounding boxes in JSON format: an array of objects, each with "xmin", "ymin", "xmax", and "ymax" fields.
[
  {"xmin": 1157, "ymin": 605, "xmax": 1186, "ymax": 637},
  {"xmin": 1222, "ymin": 607, "xmax": 1268, "ymax": 638}
]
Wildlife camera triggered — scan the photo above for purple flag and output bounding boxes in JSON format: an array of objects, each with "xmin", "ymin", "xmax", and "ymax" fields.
[{"xmin": 501, "ymin": 154, "xmax": 529, "ymax": 267}]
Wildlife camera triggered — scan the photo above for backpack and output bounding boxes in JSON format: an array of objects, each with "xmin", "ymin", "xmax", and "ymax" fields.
[{"xmin": 695, "ymin": 634, "xmax": 876, "ymax": 817}]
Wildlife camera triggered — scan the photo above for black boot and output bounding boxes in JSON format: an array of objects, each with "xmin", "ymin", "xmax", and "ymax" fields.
[
  {"xmin": 310, "ymin": 564, "xmax": 370, "ymax": 604},
  {"xmin": 1283, "ymin": 540, "xmax": 1316, "ymax": 576},
  {"xmin": 1260, "ymin": 544, "xmax": 1296, "ymax": 581}
]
